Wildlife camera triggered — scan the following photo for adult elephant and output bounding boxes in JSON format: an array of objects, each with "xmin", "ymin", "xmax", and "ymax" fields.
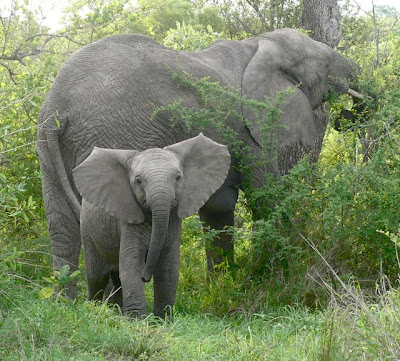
[{"xmin": 37, "ymin": 28, "xmax": 359, "ymax": 299}]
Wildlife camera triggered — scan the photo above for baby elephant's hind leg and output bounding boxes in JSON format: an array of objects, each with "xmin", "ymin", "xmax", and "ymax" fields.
[{"xmin": 82, "ymin": 234, "xmax": 110, "ymax": 301}]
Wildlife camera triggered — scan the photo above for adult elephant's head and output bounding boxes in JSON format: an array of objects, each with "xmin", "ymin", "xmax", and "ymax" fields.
[
  {"xmin": 73, "ymin": 134, "xmax": 230, "ymax": 282},
  {"xmin": 242, "ymin": 28, "xmax": 360, "ymax": 176}
]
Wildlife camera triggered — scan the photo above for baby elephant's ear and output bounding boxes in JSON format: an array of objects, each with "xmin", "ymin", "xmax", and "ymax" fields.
[
  {"xmin": 73, "ymin": 147, "xmax": 145, "ymax": 224},
  {"xmin": 165, "ymin": 134, "xmax": 231, "ymax": 219}
]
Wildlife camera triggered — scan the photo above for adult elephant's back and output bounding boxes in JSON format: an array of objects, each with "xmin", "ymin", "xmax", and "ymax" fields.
[{"xmin": 39, "ymin": 34, "xmax": 253, "ymax": 158}]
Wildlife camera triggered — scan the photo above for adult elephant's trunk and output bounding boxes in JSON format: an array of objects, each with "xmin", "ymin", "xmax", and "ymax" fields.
[{"xmin": 141, "ymin": 192, "xmax": 171, "ymax": 283}]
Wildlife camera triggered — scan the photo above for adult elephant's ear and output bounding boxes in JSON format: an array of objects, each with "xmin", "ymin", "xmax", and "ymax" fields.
[
  {"xmin": 242, "ymin": 39, "xmax": 285, "ymax": 146},
  {"xmin": 73, "ymin": 147, "xmax": 145, "ymax": 224},
  {"xmin": 164, "ymin": 134, "xmax": 231, "ymax": 219}
]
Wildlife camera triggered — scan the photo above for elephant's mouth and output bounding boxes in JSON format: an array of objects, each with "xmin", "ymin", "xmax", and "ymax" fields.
[{"xmin": 171, "ymin": 198, "xmax": 178, "ymax": 209}]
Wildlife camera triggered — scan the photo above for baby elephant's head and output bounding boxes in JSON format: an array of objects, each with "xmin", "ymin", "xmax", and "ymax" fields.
[
  {"xmin": 129, "ymin": 148, "xmax": 184, "ymax": 212},
  {"xmin": 73, "ymin": 133, "xmax": 231, "ymax": 282}
]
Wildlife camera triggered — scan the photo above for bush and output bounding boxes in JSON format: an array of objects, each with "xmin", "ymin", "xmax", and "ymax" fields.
[{"xmin": 154, "ymin": 64, "xmax": 400, "ymax": 312}]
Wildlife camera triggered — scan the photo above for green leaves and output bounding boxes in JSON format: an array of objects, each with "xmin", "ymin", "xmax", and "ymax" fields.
[
  {"xmin": 163, "ymin": 21, "xmax": 222, "ymax": 51},
  {"xmin": 378, "ymin": 229, "xmax": 400, "ymax": 247},
  {"xmin": 0, "ymin": 170, "xmax": 39, "ymax": 233},
  {"xmin": 38, "ymin": 286, "xmax": 55, "ymax": 300},
  {"xmin": 39, "ymin": 265, "xmax": 81, "ymax": 300},
  {"xmin": 154, "ymin": 71, "xmax": 291, "ymax": 177},
  {"xmin": 61, "ymin": 0, "xmax": 133, "ymax": 44},
  {"xmin": 0, "ymin": 1, "xmax": 54, "ymax": 237}
]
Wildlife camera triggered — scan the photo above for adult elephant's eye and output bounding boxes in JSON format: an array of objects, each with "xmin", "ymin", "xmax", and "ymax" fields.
[
  {"xmin": 176, "ymin": 173, "xmax": 182, "ymax": 182},
  {"xmin": 135, "ymin": 176, "xmax": 142, "ymax": 185}
]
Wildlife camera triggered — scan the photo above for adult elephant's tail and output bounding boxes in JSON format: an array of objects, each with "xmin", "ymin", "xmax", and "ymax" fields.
[{"xmin": 36, "ymin": 112, "xmax": 81, "ymax": 222}]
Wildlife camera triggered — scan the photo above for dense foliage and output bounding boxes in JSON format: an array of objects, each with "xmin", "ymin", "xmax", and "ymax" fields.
[{"xmin": 0, "ymin": 0, "xmax": 399, "ymax": 358}]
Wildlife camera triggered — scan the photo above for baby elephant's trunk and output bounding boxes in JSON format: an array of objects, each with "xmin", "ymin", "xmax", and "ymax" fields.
[{"xmin": 141, "ymin": 194, "xmax": 171, "ymax": 283}]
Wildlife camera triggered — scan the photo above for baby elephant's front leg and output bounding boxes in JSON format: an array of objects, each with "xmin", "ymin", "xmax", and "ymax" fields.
[{"xmin": 119, "ymin": 223, "xmax": 149, "ymax": 318}]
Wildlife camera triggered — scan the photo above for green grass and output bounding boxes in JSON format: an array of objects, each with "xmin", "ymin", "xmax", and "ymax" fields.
[
  {"xmin": 0, "ymin": 280, "xmax": 167, "ymax": 360},
  {"xmin": 0, "ymin": 281, "xmax": 324, "ymax": 360},
  {"xmin": 2, "ymin": 225, "xmax": 400, "ymax": 360},
  {"xmin": 2, "ymin": 269, "xmax": 400, "ymax": 360}
]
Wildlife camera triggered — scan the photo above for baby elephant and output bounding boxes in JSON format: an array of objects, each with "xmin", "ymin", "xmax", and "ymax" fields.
[{"xmin": 73, "ymin": 134, "xmax": 230, "ymax": 318}]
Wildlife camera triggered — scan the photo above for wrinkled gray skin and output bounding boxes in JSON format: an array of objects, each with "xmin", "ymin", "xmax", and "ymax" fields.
[
  {"xmin": 72, "ymin": 134, "xmax": 230, "ymax": 318},
  {"xmin": 37, "ymin": 28, "xmax": 358, "ymax": 299}
]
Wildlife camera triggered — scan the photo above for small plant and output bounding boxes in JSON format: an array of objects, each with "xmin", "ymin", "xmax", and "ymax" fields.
[{"xmin": 38, "ymin": 264, "xmax": 80, "ymax": 300}]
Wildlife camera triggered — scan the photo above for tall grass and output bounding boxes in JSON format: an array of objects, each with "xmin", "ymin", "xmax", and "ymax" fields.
[
  {"xmin": 3, "ymin": 280, "xmax": 400, "ymax": 359},
  {"xmin": 2, "ymin": 233, "xmax": 400, "ymax": 360}
]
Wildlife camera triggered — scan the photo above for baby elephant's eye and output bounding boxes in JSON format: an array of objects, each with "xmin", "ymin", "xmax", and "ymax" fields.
[
  {"xmin": 134, "ymin": 176, "xmax": 142, "ymax": 185},
  {"xmin": 175, "ymin": 173, "xmax": 182, "ymax": 182}
]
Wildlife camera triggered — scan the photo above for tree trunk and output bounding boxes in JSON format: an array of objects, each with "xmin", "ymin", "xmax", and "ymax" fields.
[
  {"xmin": 301, "ymin": 0, "xmax": 342, "ymax": 48},
  {"xmin": 301, "ymin": 0, "xmax": 342, "ymax": 164}
]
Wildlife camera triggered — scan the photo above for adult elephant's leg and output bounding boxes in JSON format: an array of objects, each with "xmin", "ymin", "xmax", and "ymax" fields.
[
  {"xmin": 152, "ymin": 216, "xmax": 182, "ymax": 319},
  {"xmin": 41, "ymin": 172, "xmax": 81, "ymax": 299},
  {"xmin": 119, "ymin": 223, "xmax": 148, "ymax": 318},
  {"xmin": 199, "ymin": 209, "xmax": 235, "ymax": 270},
  {"xmin": 199, "ymin": 170, "xmax": 239, "ymax": 272}
]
